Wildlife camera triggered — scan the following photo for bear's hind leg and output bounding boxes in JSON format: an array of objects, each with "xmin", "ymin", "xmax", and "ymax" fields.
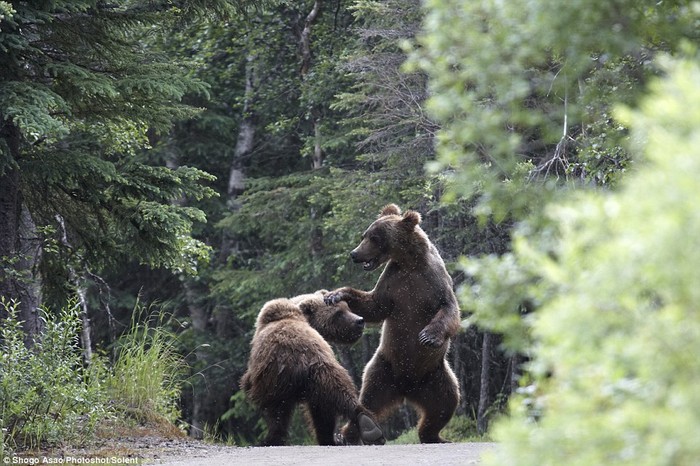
[
  {"xmin": 261, "ymin": 400, "xmax": 294, "ymax": 446},
  {"xmin": 340, "ymin": 354, "xmax": 401, "ymax": 444},
  {"xmin": 306, "ymin": 402, "xmax": 338, "ymax": 446},
  {"xmin": 407, "ymin": 363, "xmax": 459, "ymax": 444},
  {"xmin": 306, "ymin": 364, "xmax": 384, "ymax": 446}
]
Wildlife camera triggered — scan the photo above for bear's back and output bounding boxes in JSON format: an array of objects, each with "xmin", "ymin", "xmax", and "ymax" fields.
[{"xmin": 244, "ymin": 313, "xmax": 338, "ymax": 402}]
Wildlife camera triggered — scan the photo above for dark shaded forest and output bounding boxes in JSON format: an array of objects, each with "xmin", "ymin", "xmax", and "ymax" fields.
[{"xmin": 2, "ymin": 0, "xmax": 700, "ymax": 460}]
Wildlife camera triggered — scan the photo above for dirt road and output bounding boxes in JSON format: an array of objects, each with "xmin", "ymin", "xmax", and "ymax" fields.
[{"xmin": 156, "ymin": 442, "xmax": 495, "ymax": 465}]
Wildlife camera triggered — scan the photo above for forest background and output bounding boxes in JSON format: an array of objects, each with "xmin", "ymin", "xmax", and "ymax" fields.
[{"xmin": 1, "ymin": 0, "xmax": 699, "ymax": 462}]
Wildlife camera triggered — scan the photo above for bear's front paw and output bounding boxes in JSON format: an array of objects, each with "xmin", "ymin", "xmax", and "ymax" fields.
[
  {"xmin": 323, "ymin": 290, "xmax": 346, "ymax": 305},
  {"xmin": 418, "ymin": 328, "xmax": 445, "ymax": 348}
]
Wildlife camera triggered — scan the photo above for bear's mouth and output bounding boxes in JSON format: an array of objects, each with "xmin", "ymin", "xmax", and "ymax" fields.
[
  {"xmin": 352, "ymin": 251, "xmax": 386, "ymax": 272},
  {"xmin": 362, "ymin": 257, "xmax": 380, "ymax": 271}
]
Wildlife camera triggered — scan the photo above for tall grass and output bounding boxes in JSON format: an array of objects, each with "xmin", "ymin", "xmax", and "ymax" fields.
[{"xmin": 106, "ymin": 306, "xmax": 185, "ymax": 425}]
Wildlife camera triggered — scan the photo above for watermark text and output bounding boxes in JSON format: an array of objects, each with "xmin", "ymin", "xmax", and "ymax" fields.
[{"xmin": 3, "ymin": 457, "xmax": 139, "ymax": 465}]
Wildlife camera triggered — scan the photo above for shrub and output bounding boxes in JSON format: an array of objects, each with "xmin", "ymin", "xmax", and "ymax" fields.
[
  {"xmin": 0, "ymin": 298, "xmax": 187, "ymax": 458},
  {"xmin": 0, "ymin": 299, "xmax": 108, "ymax": 453},
  {"xmin": 486, "ymin": 55, "xmax": 700, "ymax": 466}
]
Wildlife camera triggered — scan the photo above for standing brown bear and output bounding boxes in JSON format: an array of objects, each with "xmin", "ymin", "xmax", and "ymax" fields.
[
  {"xmin": 325, "ymin": 204, "xmax": 461, "ymax": 443},
  {"xmin": 240, "ymin": 290, "xmax": 385, "ymax": 446}
]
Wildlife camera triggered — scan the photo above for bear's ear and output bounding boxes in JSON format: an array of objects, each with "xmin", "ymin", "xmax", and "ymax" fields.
[
  {"xmin": 400, "ymin": 210, "xmax": 421, "ymax": 229},
  {"xmin": 299, "ymin": 302, "xmax": 314, "ymax": 317},
  {"xmin": 379, "ymin": 204, "xmax": 401, "ymax": 217}
]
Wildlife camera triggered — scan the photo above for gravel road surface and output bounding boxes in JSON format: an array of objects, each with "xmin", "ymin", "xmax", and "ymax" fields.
[{"xmin": 156, "ymin": 442, "xmax": 495, "ymax": 466}]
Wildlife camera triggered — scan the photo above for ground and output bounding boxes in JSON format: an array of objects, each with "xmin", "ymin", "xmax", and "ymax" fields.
[
  {"xmin": 155, "ymin": 441, "xmax": 495, "ymax": 465},
  {"xmin": 8, "ymin": 438, "xmax": 494, "ymax": 465}
]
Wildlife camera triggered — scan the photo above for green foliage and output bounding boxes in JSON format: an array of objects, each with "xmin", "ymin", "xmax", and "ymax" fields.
[
  {"xmin": 221, "ymin": 391, "xmax": 264, "ymax": 445},
  {"xmin": 0, "ymin": 2, "xmax": 13, "ymax": 25},
  {"xmin": 459, "ymin": 252, "xmax": 534, "ymax": 353},
  {"xmin": 409, "ymin": 0, "xmax": 700, "ymax": 221},
  {"xmin": 213, "ymin": 171, "xmax": 378, "ymax": 309},
  {"xmin": 199, "ymin": 0, "xmax": 509, "ymax": 438},
  {"xmin": 164, "ymin": 7, "xmax": 310, "ymax": 180},
  {"xmin": 27, "ymin": 149, "xmax": 217, "ymax": 277},
  {"xmin": 212, "ymin": 167, "xmax": 449, "ymax": 314},
  {"xmin": 486, "ymin": 55, "xmax": 700, "ymax": 466},
  {"xmin": 0, "ymin": 297, "xmax": 188, "ymax": 455},
  {"xmin": 390, "ymin": 414, "xmax": 483, "ymax": 444},
  {"xmin": 0, "ymin": 1, "xmax": 222, "ymax": 306},
  {"xmin": 106, "ymin": 306, "xmax": 186, "ymax": 425},
  {"xmin": 0, "ymin": 299, "xmax": 108, "ymax": 453},
  {"xmin": 411, "ymin": 0, "xmax": 700, "ymax": 449},
  {"xmin": 0, "ymin": 82, "xmax": 70, "ymax": 143}
]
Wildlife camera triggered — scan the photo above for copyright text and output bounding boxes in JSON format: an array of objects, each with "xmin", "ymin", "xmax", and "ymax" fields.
[{"xmin": 3, "ymin": 457, "xmax": 139, "ymax": 465}]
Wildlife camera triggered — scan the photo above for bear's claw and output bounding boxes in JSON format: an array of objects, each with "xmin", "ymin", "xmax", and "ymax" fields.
[
  {"xmin": 334, "ymin": 432, "xmax": 350, "ymax": 446},
  {"xmin": 324, "ymin": 291, "xmax": 344, "ymax": 305},
  {"xmin": 418, "ymin": 329, "xmax": 444, "ymax": 348}
]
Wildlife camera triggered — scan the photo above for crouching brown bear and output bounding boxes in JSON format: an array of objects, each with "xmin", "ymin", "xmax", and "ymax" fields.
[
  {"xmin": 240, "ymin": 290, "xmax": 385, "ymax": 446},
  {"xmin": 325, "ymin": 204, "xmax": 461, "ymax": 443}
]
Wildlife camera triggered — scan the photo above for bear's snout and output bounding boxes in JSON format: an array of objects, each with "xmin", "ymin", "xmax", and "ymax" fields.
[
  {"xmin": 355, "ymin": 317, "xmax": 365, "ymax": 328},
  {"xmin": 350, "ymin": 244, "xmax": 370, "ymax": 263}
]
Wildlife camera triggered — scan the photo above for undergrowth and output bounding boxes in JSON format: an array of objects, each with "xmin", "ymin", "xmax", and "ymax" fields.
[
  {"xmin": 390, "ymin": 414, "xmax": 489, "ymax": 444},
  {"xmin": 0, "ymin": 298, "xmax": 107, "ymax": 454},
  {"xmin": 0, "ymin": 298, "xmax": 186, "ymax": 460}
]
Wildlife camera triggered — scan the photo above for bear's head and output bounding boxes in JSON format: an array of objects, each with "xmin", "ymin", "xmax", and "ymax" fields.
[
  {"xmin": 349, "ymin": 204, "xmax": 424, "ymax": 271},
  {"xmin": 293, "ymin": 291, "xmax": 366, "ymax": 344}
]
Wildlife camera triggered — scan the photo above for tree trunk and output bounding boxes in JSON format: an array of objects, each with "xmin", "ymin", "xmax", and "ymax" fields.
[
  {"xmin": 451, "ymin": 333, "xmax": 468, "ymax": 414},
  {"xmin": 220, "ymin": 54, "xmax": 255, "ymax": 263},
  {"xmin": 163, "ymin": 147, "xmax": 214, "ymax": 439},
  {"xmin": 0, "ymin": 171, "xmax": 20, "ymax": 303},
  {"xmin": 336, "ymin": 344, "xmax": 358, "ymax": 385},
  {"xmin": 300, "ymin": 1, "xmax": 325, "ymax": 171},
  {"xmin": 510, "ymin": 353, "xmax": 520, "ymax": 394},
  {"xmin": 0, "ymin": 167, "xmax": 23, "ymax": 309},
  {"xmin": 228, "ymin": 54, "xmax": 254, "ymax": 200},
  {"xmin": 16, "ymin": 205, "xmax": 43, "ymax": 345},
  {"xmin": 361, "ymin": 333, "xmax": 374, "ymax": 364},
  {"xmin": 0, "ymin": 122, "xmax": 43, "ymax": 345},
  {"xmin": 302, "ymin": 9, "xmax": 324, "ymax": 256},
  {"xmin": 186, "ymin": 279, "xmax": 209, "ymax": 439},
  {"xmin": 55, "ymin": 214, "xmax": 92, "ymax": 365},
  {"xmin": 477, "ymin": 332, "xmax": 492, "ymax": 435},
  {"xmin": 311, "ymin": 116, "xmax": 323, "ymax": 169},
  {"xmin": 76, "ymin": 281, "xmax": 92, "ymax": 365},
  {"xmin": 300, "ymin": 1, "xmax": 321, "ymax": 77}
]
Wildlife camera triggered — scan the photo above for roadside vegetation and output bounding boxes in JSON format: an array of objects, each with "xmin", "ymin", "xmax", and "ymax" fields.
[{"xmin": 0, "ymin": 299, "xmax": 185, "ymax": 459}]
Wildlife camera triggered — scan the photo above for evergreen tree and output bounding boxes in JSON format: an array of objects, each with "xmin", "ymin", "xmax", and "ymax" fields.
[{"xmin": 0, "ymin": 2, "xmax": 246, "ymax": 339}]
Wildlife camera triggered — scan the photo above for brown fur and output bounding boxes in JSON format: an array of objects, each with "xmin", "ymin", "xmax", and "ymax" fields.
[
  {"xmin": 240, "ymin": 290, "xmax": 385, "ymax": 446},
  {"xmin": 325, "ymin": 204, "xmax": 461, "ymax": 443}
]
